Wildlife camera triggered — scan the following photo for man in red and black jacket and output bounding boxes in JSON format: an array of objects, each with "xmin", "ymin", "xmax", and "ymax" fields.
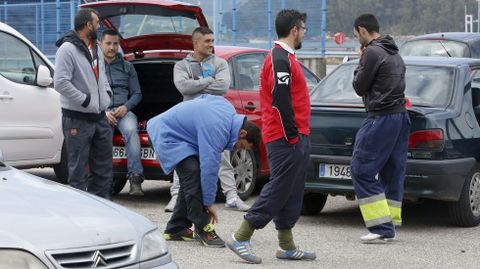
[{"xmin": 226, "ymin": 10, "xmax": 315, "ymax": 264}]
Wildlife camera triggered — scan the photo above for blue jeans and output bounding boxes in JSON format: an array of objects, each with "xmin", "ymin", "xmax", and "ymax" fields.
[{"xmin": 116, "ymin": 111, "xmax": 144, "ymax": 182}]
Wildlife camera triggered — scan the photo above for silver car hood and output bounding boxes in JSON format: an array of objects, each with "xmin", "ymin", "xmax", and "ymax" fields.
[{"xmin": 0, "ymin": 167, "xmax": 156, "ymax": 251}]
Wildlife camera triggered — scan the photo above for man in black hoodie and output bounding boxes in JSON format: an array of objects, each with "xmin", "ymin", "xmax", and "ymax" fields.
[{"xmin": 351, "ymin": 14, "xmax": 410, "ymax": 243}]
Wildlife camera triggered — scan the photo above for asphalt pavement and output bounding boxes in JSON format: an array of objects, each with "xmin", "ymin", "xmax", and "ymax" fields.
[{"xmin": 27, "ymin": 168, "xmax": 480, "ymax": 269}]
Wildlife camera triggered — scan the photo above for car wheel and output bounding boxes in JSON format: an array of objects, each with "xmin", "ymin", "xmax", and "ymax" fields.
[
  {"xmin": 448, "ymin": 164, "xmax": 480, "ymax": 227},
  {"xmin": 231, "ymin": 149, "xmax": 257, "ymax": 201},
  {"xmin": 112, "ymin": 177, "xmax": 128, "ymax": 195},
  {"xmin": 301, "ymin": 192, "xmax": 328, "ymax": 216},
  {"xmin": 53, "ymin": 143, "xmax": 68, "ymax": 184}
]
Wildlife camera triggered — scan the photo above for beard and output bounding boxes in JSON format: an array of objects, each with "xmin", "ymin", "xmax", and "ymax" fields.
[
  {"xmin": 295, "ymin": 42, "xmax": 302, "ymax": 50},
  {"xmin": 89, "ymin": 29, "xmax": 98, "ymax": 41}
]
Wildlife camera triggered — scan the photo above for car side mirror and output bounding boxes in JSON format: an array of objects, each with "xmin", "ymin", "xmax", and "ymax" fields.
[
  {"xmin": 36, "ymin": 65, "xmax": 53, "ymax": 87},
  {"xmin": 342, "ymin": 56, "xmax": 350, "ymax": 63},
  {"xmin": 0, "ymin": 150, "xmax": 4, "ymax": 162}
]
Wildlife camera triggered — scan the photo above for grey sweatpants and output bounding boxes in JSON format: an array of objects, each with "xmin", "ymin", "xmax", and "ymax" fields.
[{"xmin": 62, "ymin": 115, "xmax": 113, "ymax": 199}]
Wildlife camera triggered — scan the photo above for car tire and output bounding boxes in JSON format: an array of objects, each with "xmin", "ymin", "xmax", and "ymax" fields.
[
  {"xmin": 231, "ymin": 149, "xmax": 257, "ymax": 201},
  {"xmin": 53, "ymin": 143, "xmax": 68, "ymax": 184},
  {"xmin": 112, "ymin": 177, "xmax": 128, "ymax": 195},
  {"xmin": 448, "ymin": 164, "xmax": 480, "ymax": 227},
  {"xmin": 301, "ymin": 192, "xmax": 328, "ymax": 216}
]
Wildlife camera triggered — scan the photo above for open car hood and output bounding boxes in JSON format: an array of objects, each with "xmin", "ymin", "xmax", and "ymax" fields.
[{"xmin": 82, "ymin": 0, "xmax": 208, "ymax": 54}]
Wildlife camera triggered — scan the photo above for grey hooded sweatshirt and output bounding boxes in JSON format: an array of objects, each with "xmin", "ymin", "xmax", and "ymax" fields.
[
  {"xmin": 173, "ymin": 53, "xmax": 230, "ymax": 101},
  {"xmin": 54, "ymin": 30, "xmax": 112, "ymax": 121}
]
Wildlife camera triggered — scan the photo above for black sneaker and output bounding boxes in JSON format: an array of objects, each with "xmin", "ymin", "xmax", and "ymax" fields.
[
  {"xmin": 128, "ymin": 174, "xmax": 144, "ymax": 196},
  {"xmin": 195, "ymin": 224, "xmax": 225, "ymax": 248},
  {"xmin": 164, "ymin": 228, "xmax": 195, "ymax": 241}
]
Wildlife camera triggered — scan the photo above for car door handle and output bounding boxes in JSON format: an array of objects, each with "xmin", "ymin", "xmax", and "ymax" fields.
[
  {"xmin": 0, "ymin": 94, "xmax": 13, "ymax": 100},
  {"xmin": 244, "ymin": 104, "xmax": 256, "ymax": 110}
]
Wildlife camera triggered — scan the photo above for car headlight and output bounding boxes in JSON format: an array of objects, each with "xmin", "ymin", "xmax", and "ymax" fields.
[
  {"xmin": 140, "ymin": 228, "xmax": 168, "ymax": 261},
  {"xmin": 0, "ymin": 249, "xmax": 48, "ymax": 269}
]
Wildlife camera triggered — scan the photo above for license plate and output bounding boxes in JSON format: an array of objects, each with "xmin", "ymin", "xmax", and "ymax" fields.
[
  {"xmin": 319, "ymin": 163, "xmax": 352, "ymax": 180},
  {"xmin": 112, "ymin": 147, "xmax": 157, "ymax": 160}
]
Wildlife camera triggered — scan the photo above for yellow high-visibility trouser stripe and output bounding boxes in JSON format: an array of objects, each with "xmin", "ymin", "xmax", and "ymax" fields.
[
  {"xmin": 359, "ymin": 199, "xmax": 392, "ymax": 227},
  {"xmin": 388, "ymin": 200, "xmax": 402, "ymax": 226}
]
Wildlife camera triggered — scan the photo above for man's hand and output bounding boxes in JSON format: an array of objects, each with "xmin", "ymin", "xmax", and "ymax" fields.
[
  {"xmin": 114, "ymin": 105, "xmax": 128, "ymax": 118},
  {"xmin": 106, "ymin": 111, "xmax": 117, "ymax": 126},
  {"xmin": 206, "ymin": 205, "xmax": 218, "ymax": 224}
]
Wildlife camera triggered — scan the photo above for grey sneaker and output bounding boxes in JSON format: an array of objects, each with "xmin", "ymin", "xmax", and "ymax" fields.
[
  {"xmin": 276, "ymin": 247, "xmax": 316, "ymax": 260},
  {"xmin": 226, "ymin": 234, "xmax": 262, "ymax": 264},
  {"xmin": 129, "ymin": 181, "xmax": 144, "ymax": 196},
  {"xmin": 225, "ymin": 198, "xmax": 251, "ymax": 212},
  {"xmin": 165, "ymin": 195, "xmax": 177, "ymax": 212}
]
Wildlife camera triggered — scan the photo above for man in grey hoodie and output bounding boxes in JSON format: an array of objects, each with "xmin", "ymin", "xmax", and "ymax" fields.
[
  {"xmin": 164, "ymin": 26, "xmax": 251, "ymax": 214},
  {"xmin": 99, "ymin": 29, "xmax": 144, "ymax": 196},
  {"xmin": 54, "ymin": 8, "xmax": 113, "ymax": 199}
]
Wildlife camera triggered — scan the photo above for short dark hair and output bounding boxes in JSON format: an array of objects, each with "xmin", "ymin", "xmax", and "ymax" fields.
[
  {"xmin": 354, "ymin": 14, "xmax": 379, "ymax": 34},
  {"xmin": 100, "ymin": 29, "xmax": 119, "ymax": 40},
  {"xmin": 75, "ymin": 8, "xmax": 99, "ymax": 32},
  {"xmin": 192, "ymin": 26, "xmax": 213, "ymax": 40},
  {"xmin": 275, "ymin": 9, "xmax": 307, "ymax": 38},
  {"xmin": 242, "ymin": 119, "xmax": 261, "ymax": 149}
]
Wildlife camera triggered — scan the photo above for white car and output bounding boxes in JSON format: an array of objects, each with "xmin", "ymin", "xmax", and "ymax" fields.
[
  {"xmin": 0, "ymin": 151, "xmax": 177, "ymax": 268},
  {"xmin": 0, "ymin": 22, "xmax": 67, "ymax": 181}
]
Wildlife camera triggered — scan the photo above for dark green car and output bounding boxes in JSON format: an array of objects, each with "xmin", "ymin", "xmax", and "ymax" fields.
[{"xmin": 304, "ymin": 56, "xmax": 480, "ymax": 227}]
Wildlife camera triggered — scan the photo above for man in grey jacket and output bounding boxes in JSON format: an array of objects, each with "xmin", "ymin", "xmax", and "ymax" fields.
[
  {"xmin": 100, "ymin": 29, "xmax": 144, "ymax": 196},
  {"xmin": 165, "ymin": 26, "xmax": 251, "ymax": 213},
  {"xmin": 54, "ymin": 8, "xmax": 113, "ymax": 199}
]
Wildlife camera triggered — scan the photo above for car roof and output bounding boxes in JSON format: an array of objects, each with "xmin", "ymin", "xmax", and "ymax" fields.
[
  {"xmin": 214, "ymin": 45, "xmax": 268, "ymax": 59},
  {"xmin": 347, "ymin": 56, "xmax": 480, "ymax": 67},
  {"xmin": 407, "ymin": 32, "xmax": 480, "ymax": 43}
]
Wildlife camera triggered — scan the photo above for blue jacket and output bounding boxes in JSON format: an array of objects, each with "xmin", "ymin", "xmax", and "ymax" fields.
[{"xmin": 147, "ymin": 94, "xmax": 245, "ymax": 206}]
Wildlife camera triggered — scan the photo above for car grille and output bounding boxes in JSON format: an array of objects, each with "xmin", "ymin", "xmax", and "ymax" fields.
[{"xmin": 46, "ymin": 241, "xmax": 135, "ymax": 268}]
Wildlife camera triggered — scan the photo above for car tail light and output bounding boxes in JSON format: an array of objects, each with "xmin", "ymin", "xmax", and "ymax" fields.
[
  {"xmin": 408, "ymin": 129, "xmax": 444, "ymax": 150},
  {"xmin": 138, "ymin": 120, "xmax": 147, "ymax": 130},
  {"xmin": 405, "ymin": 97, "xmax": 412, "ymax": 108}
]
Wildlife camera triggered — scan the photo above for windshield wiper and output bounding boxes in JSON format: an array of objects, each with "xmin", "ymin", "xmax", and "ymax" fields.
[{"xmin": 438, "ymin": 41, "xmax": 452, "ymax": 57}]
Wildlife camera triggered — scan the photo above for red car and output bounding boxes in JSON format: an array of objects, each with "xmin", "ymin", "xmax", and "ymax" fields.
[{"xmin": 83, "ymin": 0, "xmax": 319, "ymax": 199}]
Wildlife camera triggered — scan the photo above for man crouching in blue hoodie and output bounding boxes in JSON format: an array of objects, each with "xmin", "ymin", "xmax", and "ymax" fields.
[{"xmin": 147, "ymin": 94, "xmax": 260, "ymax": 248}]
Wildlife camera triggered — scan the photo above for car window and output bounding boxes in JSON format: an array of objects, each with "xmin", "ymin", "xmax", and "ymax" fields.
[
  {"xmin": 400, "ymin": 40, "xmax": 470, "ymax": 58},
  {"xmin": 109, "ymin": 15, "xmax": 200, "ymax": 39},
  {"xmin": 234, "ymin": 53, "xmax": 265, "ymax": 91},
  {"xmin": 0, "ymin": 31, "xmax": 36, "ymax": 84},
  {"xmin": 301, "ymin": 65, "xmax": 319, "ymax": 93},
  {"xmin": 311, "ymin": 64, "xmax": 455, "ymax": 108},
  {"xmin": 472, "ymin": 69, "xmax": 480, "ymax": 88}
]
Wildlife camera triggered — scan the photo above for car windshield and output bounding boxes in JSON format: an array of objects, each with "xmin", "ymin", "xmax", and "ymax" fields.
[
  {"xmin": 311, "ymin": 64, "xmax": 455, "ymax": 108},
  {"xmin": 108, "ymin": 15, "xmax": 200, "ymax": 38},
  {"xmin": 400, "ymin": 40, "xmax": 470, "ymax": 57}
]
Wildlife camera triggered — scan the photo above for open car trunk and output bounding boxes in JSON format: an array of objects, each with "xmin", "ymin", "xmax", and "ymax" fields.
[{"xmin": 131, "ymin": 60, "xmax": 183, "ymax": 127}]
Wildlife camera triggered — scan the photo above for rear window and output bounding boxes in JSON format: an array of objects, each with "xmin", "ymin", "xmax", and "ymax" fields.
[
  {"xmin": 108, "ymin": 15, "xmax": 200, "ymax": 38},
  {"xmin": 400, "ymin": 40, "xmax": 470, "ymax": 58},
  {"xmin": 311, "ymin": 64, "xmax": 455, "ymax": 108}
]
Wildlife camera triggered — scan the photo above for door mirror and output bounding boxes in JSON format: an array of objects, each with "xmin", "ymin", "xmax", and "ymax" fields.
[
  {"xmin": 36, "ymin": 65, "xmax": 53, "ymax": 87},
  {"xmin": 0, "ymin": 150, "xmax": 4, "ymax": 162},
  {"xmin": 342, "ymin": 56, "xmax": 350, "ymax": 63}
]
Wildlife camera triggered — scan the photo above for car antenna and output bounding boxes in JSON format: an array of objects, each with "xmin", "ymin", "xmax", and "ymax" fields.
[{"xmin": 438, "ymin": 40, "xmax": 452, "ymax": 57}]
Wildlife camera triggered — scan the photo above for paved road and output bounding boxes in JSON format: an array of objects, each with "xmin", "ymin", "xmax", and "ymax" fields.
[{"xmin": 27, "ymin": 168, "xmax": 480, "ymax": 269}]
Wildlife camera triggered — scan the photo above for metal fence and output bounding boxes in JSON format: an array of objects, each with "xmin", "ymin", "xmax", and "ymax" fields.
[{"xmin": 0, "ymin": 0, "xmax": 356, "ymax": 63}]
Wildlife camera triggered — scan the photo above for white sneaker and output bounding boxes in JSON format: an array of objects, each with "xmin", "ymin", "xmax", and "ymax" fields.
[
  {"xmin": 225, "ymin": 198, "xmax": 251, "ymax": 212},
  {"xmin": 165, "ymin": 195, "xmax": 177, "ymax": 212},
  {"xmin": 360, "ymin": 233, "xmax": 395, "ymax": 244}
]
